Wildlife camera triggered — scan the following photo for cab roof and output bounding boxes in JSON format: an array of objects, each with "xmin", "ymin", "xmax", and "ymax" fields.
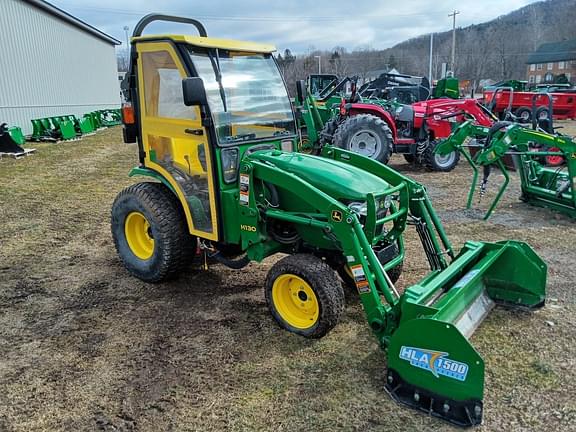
[{"xmin": 131, "ymin": 34, "xmax": 276, "ymax": 53}]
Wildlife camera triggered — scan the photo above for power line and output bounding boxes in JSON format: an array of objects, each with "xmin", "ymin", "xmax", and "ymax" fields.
[{"xmin": 52, "ymin": 2, "xmax": 513, "ymax": 23}]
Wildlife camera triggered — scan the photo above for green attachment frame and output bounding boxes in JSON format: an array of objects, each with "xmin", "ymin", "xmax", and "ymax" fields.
[{"xmin": 437, "ymin": 120, "xmax": 576, "ymax": 219}]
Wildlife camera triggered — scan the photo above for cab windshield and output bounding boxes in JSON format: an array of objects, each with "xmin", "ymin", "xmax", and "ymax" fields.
[{"xmin": 187, "ymin": 48, "xmax": 296, "ymax": 145}]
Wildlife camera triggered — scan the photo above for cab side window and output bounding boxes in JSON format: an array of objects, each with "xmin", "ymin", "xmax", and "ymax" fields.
[{"xmin": 141, "ymin": 50, "xmax": 197, "ymax": 120}]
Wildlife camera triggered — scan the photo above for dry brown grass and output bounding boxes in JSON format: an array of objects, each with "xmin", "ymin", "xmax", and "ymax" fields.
[{"xmin": 0, "ymin": 126, "xmax": 574, "ymax": 431}]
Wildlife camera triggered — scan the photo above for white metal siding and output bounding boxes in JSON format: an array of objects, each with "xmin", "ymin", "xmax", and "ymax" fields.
[{"xmin": 0, "ymin": 0, "xmax": 120, "ymax": 134}]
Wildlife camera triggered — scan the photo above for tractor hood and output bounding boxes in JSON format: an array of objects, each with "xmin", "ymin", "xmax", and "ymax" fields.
[{"xmin": 247, "ymin": 150, "xmax": 391, "ymax": 201}]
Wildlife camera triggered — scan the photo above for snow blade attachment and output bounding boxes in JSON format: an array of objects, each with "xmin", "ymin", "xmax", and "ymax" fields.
[{"xmin": 386, "ymin": 240, "xmax": 546, "ymax": 427}]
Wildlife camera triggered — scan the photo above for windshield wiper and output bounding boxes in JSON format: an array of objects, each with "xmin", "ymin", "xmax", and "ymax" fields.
[
  {"xmin": 221, "ymin": 133, "xmax": 257, "ymax": 143},
  {"xmin": 208, "ymin": 48, "xmax": 228, "ymax": 112}
]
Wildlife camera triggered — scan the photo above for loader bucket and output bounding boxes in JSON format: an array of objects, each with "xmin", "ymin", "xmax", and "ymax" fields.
[
  {"xmin": 77, "ymin": 116, "xmax": 95, "ymax": 134},
  {"xmin": 0, "ymin": 125, "xmax": 26, "ymax": 155},
  {"xmin": 386, "ymin": 240, "xmax": 546, "ymax": 427}
]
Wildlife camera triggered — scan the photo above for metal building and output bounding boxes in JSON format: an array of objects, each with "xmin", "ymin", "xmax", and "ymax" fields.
[{"xmin": 0, "ymin": 0, "xmax": 121, "ymax": 135}]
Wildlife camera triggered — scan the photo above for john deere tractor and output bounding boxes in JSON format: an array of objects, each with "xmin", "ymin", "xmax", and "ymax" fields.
[{"xmin": 114, "ymin": 14, "xmax": 547, "ymax": 427}]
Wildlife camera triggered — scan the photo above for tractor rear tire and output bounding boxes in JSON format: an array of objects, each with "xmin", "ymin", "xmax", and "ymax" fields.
[
  {"xmin": 265, "ymin": 254, "xmax": 344, "ymax": 338},
  {"xmin": 422, "ymin": 140, "xmax": 460, "ymax": 172},
  {"xmin": 332, "ymin": 114, "xmax": 393, "ymax": 164},
  {"xmin": 111, "ymin": 182, "xmax": 196, "ymax": 282}
]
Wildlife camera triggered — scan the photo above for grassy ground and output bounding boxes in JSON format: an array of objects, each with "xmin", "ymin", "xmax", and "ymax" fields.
[{"xmin": 0, "ymin": 125, "xmax": 575, "ymax": 431}]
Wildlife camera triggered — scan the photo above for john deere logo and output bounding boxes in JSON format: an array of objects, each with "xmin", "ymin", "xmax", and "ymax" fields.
[{"xmin": 331, "ymin": 210, "xmax": 343, "ymax": 222}]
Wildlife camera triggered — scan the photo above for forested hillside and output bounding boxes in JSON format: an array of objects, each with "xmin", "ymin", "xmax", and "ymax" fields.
[{"xmin": 277, "ymin": 0, "xmax": 576, "ymax": 89}]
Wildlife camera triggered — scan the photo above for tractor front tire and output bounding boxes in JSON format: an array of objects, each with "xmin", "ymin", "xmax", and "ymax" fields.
[
  {"xmin": 403, "ymin": 154, "xmax": 416, "ymax": 164},
  {"xmin": 265, "ymin": 254, "xmax": 344, "ymax": 338},
  {"xmin": 111, "ymin": 182, "xmax": 195, "ymax": 283},
  {"xmin": 332, "ymin": 114, "xmax": 393, "ymax": 164},
  {"xmin": 422, "ymin": 140, "xmax": 460, "ymax": 172}
]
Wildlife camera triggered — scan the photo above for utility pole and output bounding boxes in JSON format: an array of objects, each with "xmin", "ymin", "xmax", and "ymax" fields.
[
  {"xmin": 314, "ymin": 55, "xmax": 321, "ymax": 74},
  {"xmin": 428, "ymin": 33, "xmax": 434, "ymax": 84},
  {"xmin": 448, "ymin": 10, "xmax": 459, "ymax": 74},
  {"xmin": 123, "ymin": 26, "xmax": 130, "ymax": 70}
]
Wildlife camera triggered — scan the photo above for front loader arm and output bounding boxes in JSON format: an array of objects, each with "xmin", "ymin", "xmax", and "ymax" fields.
[
  {"xmin": 475, "ymin": 125, "xmax": 576, "ymax": 165},
  {"xmin": 435, "ymin": 120, "xmax": 489, "ymax": 156}
]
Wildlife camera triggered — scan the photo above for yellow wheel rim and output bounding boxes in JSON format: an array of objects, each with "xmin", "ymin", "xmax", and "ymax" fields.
[
  {"xmin": 124, "ymin": 212, "xmax": 155, "ymax": 260},
  {"xmin": 272, "ymin": 274, "xmax": 319, "ymax": 329}
]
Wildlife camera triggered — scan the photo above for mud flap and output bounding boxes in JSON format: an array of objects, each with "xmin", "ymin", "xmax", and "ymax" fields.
[{"xmin": 385, "ymin": 240, "xmax": 546, "ymax": 427}]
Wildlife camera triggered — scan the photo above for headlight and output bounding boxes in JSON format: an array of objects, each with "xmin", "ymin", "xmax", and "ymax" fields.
[
  {"xmin": 348, "ymin": 201, "xmax": 367, "ymax": 216},
  {"xmin": 221, "ymin": 148, "xmax": 239, "ymax": 183}
]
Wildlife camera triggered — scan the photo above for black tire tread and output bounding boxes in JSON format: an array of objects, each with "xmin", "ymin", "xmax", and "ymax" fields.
[
  {"xmin": 265, "ymin": 254, "xmax": 344, "ymax": 339},
  {"xmin": 111, "ymin": 182, "xmax": 195, "ymax": 282},
  {"xmin": 332, "ymin": 114, "xmax": 394, "ymax": 164},
  {"xmin": 422, "ymin": 140, "xmax": 460, "ymax": 172}
]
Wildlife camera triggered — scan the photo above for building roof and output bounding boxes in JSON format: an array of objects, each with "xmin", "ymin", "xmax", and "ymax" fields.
[
  {"xmin": 526, "ymin": 38, "xmax": 576, "ymax": 64},
  {"xmin": 132, "ymin": 35, "xmax": 275, "ymax": 53},
  {"xmin": 23, "ymin": 0, "xmax": 121, "ymax": 45}
]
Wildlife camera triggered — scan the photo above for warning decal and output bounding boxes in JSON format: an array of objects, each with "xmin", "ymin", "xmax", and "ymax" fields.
[
  {"xmin": 350, "ymin": 264, "xmax": 370, "ymax": 293},
  {"xmin": 239, "ymin": 173, "xmax": 250, "ymax": 205}
]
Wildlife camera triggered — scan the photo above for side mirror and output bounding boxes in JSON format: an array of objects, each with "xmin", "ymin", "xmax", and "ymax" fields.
[
  {"xmin": 182, "ymin": 77, "xmax": 207, "ymax": 106},
  {"xmin": 296, "ymin": 79, "xmax": 307, "ymax": 103}
]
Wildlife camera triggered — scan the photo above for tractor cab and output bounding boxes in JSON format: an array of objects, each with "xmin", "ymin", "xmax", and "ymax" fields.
[
  {"xmin": 122, "ymin": 15, "xmax": 297, "ymax": 243},
  {"xmin": 306, "ymin": 74, "xmax": 339, "ymax": 96}
]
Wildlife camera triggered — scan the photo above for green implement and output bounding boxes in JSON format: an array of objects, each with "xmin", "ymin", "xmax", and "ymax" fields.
[
  {"xmin": 0, "ymin": 123, "xmax": 26, "ymax": 154},
  {"xmin": 30, "ymin": 115, "xmax": 78, "ymax": 141},
  {"xmin": 437, "ymin": 120, "xmax": 576, "ymax": 219}
]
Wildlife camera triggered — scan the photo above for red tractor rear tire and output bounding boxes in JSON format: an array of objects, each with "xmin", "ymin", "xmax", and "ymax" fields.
[{"xmin": 332, "ymin": 114, "xmax": 393, "ymax": 164}]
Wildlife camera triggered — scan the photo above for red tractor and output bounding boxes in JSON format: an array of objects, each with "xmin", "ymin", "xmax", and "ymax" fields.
[{"xmin": 312, "ymin": 83, "xmax": 497, "ymax": 171}]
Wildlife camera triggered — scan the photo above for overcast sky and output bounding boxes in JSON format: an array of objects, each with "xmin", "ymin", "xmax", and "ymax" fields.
[{"xmin": 50, "ymin": 0, "xmax": 543, "ymax": 53}]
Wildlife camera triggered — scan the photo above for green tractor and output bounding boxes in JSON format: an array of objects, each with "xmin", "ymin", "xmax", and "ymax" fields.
[{"xmin": 114, "ymin": 14, "xmax": 546, "ymax": 427}]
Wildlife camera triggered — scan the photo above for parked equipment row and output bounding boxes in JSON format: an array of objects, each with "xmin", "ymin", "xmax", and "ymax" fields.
[{"xmin": 30, "ymin": 109, "xmax": 121, "ymax": 141}]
